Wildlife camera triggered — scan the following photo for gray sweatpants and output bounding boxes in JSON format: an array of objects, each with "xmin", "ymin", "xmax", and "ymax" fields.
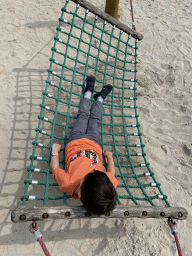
[{"xmin": 66, "ymin": 98, "xmax": 103, "ymax": 146}]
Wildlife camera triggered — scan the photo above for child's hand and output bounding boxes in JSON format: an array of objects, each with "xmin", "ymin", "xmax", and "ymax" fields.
[
  {"xmin": 103, "ymin": 151, "xmax": 115, "ymax": 175},
  {"xmin": 52, "ymin": 143, "xmax": 61, "ymax": 153},
  {"xmin": 103, "ymin": 151, "xmax": 113, "ymax": 159}
]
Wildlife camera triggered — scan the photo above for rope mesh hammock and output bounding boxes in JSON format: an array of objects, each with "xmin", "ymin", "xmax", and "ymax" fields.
[{"xmin": 12, "ymin": 0, "xmax": 187, "ymax": 222}]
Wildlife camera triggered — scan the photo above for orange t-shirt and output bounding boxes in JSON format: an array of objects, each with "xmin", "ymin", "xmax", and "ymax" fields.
[{"xmin": 53, "ymin": 138, "xmax": 118, "ymax": 199}]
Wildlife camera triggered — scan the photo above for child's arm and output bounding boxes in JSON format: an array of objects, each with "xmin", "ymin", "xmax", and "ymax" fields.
[
  {"xmin": 103, "ymin": 151, "xmax": 116, "ymax": 175},
  {"xmin": 51, "ymin": 143, "xmax": 61, "ymax": 170}
]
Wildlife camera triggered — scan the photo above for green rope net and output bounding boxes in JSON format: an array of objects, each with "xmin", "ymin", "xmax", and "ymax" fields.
[{"xmin": 20, "ymin": 0, "xmax": 170, "ymax": 208}]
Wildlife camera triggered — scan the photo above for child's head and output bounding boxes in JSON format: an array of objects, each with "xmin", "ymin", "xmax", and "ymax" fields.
[{"xmin": 80, "ymin": 170, "xmax": 117, "ymax": 215}]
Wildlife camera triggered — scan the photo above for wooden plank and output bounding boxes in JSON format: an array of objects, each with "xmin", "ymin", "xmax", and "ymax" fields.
[
  {"xmin": 11, "ymin": 205, "xmax": 188, "ymax": 223},
  {"xmin": 105, "ymin": 0, "xmax": 120, "ymax": 19},
  {"xmin": 70, "ymin": 0, "xmax": 143, "ymax": 40}
]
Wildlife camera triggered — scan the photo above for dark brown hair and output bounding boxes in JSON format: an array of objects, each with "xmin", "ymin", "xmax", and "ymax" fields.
[{"xmin": 80, "ymin": 170, "xmax": 117, "ymax": 215}]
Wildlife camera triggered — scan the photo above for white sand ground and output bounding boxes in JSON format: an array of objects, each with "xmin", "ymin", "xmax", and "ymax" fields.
[{"xmin": 0, "ymin": 0, "xmax": 192, "ymax": 255}]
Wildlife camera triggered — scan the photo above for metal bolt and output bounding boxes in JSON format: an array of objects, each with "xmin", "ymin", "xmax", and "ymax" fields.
[
  {"xmin": 19, "ymin": 214, "xmax": 26, "ymax": 221},
  {"xmin": 65, "ymin": 212, "xmax": 71, "ymax": 217},
  {"xmin": 160, "ymin": 212, "xmax": 165, "ymax": 217},
  {"xmin": 124, "ymin": 211, "xmax": 129, "ymax": 216},
  {"xmin": 42, "ymin": 213, "xmax": 49, "ymax": 219},
  {"xmin": 178, "ymin": 212, "xmax": 183, "ymax": 218},
  {"xmin": 142, "ymin": 211, "xmax": 147, "ymax": 216}
]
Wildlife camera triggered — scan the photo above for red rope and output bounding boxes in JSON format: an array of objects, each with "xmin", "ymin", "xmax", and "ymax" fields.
[
  {"xmin": 130, "ymin": 0, "xmax": 136, "ymax": 30},
  {"xmin": 173, "ymin": 233, "xmax": 183, "ymax": 256},
  {"xmin": 37, "ymin": 237, "xmax": 51, "ymax": 256},
  {"xmin": 168, "ymin": 218, "xmax": 183, "ymax": 256}
]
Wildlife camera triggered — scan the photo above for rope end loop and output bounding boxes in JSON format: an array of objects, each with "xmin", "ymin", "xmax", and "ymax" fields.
[{"xmin": 168, "ymin": 217, "xmax": 178, "ymax": 234}]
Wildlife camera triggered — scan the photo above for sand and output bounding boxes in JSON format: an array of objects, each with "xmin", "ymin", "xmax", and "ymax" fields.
[{"xmin": 0, "ymin": 0, "xmax": 192, "ymax": 255}]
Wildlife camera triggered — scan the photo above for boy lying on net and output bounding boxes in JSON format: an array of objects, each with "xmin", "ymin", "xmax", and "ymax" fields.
[{"xmin": 51, "ymin": 76, "xmax": 118, "ymax": 215}]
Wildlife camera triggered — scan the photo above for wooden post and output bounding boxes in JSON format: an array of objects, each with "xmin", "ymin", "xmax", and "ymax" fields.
[
  {"xmin": 11, "ymin": 205, "xmax": 188, "ymax": 223},
  {"xmin": 105, "ymin": 0, "xmax": 120, "ymax": 19}
]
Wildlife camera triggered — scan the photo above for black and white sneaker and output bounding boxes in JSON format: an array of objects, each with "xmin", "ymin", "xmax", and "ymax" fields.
[
  {"xmin": 84, "ymin": 75, "xmax": 96, "ymax": 94},
  {"xmin": 94, "ymin": 84, "xmax": 113, "ymax": 101}
]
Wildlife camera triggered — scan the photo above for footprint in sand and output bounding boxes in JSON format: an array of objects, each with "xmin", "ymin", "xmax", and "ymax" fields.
[
  {"xmin": 183, "ymin": 59, "xmax": 191, "ymax": 73},
  {"xmin": 164, "ymin": 65, "xmax": 175, "ymax": 87},
  {"xmin": 182, "ymin": 144, "xmax": 191, "ymax": 156}
]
